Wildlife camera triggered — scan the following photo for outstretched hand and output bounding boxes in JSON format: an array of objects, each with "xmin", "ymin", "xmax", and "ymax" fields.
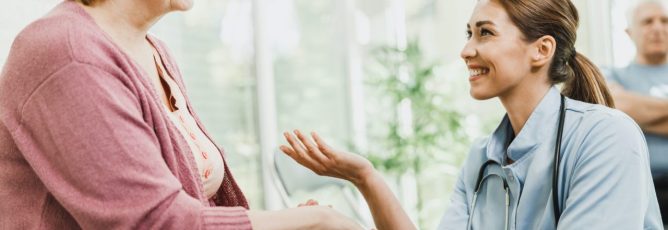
[
  {"xmin": 282, "ymin": 130, "xmax": 416, "ymax": 230},
  {"xmin": 280, "ymin": 130, "xmax": 374, "ymax": 186}
]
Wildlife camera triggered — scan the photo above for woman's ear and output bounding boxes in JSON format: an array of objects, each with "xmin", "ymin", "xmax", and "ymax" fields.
[{"xmin": 530, "ymin": 35, "xmax": 557, "ymax": 67}]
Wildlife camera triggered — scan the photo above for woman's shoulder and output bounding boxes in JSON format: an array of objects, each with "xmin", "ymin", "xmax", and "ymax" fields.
[
  {"xmin": 566, "ymin": 98, "xmax": 638, "ymax": 130},
  {"xmin": 566, "ymin": 98, "xmax": 647, "ymax": 156},
  {"xmin": 9, "ymin": 5, "xmax": 79, "ymax": 69},
  {"xmin": 9, "ymin": 2, "xmax": 121, "ymax": 71},
  {"xmin": 0, "ymin": 2, "xmax": 134, "ymax": 128}
]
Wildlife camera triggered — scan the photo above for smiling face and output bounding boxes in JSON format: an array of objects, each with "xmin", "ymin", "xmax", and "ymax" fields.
[{"xmin": 461, "ymin": 0, "xmax": 536, "ymax": 100}]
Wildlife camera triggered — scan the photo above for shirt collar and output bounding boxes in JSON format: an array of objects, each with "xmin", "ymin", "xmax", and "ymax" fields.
[{"xmin": 486, "ymin": 86, "xmax": 562, "ymax": 163}]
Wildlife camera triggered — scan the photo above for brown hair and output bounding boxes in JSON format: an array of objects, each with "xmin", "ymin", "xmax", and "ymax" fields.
[{"xmin": 498, "ymin": 0, "xmax": 615, "ymax": 107}]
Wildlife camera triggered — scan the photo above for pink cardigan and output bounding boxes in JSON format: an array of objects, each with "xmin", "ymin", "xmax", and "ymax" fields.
[{"xmin": 0, "ymin": 1, "xmax": 251, "ymax": 229}]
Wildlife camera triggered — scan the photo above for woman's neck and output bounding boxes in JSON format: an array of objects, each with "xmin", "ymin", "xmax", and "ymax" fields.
[
  {"xmin": 79, "ymin": 0, "xmax": 167, "ymax": 52},
  {"xmin": 499, "ymin": 82, "xmax": 551, "ymax": 136}
]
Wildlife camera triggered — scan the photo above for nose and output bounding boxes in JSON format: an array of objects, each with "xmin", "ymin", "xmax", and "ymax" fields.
[
  {"xmin": 461, "ymin": 40, "xmax": 476, "ymax": 62},
  {"xmin": 651, "ymin": 20, "xmax": 663, "ymax": 31},
  {"xmin": 650, "ymin": 19, "xmax": 667, "ymax": 32}
]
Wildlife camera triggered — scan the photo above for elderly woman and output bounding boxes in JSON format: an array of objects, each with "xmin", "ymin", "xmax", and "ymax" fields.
[{"xmin": 0, "ymin": 0, "xmax": 361, "ymax": 229}]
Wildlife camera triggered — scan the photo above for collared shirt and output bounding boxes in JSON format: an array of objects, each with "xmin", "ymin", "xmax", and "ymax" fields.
[{"xmin": 438, "ymin": 87, "xmax": 662, "ymax": 229}]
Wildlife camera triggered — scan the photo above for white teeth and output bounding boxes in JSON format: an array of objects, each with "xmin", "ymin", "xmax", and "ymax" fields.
[{"xmin": 468, "ymin": 68, "xmax": 489, "ymax": 77}]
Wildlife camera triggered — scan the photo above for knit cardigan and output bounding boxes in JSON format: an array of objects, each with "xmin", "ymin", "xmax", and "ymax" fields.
[{"xmin": 0, "ymin": 1, "xmax": 251, "ymax": 229}]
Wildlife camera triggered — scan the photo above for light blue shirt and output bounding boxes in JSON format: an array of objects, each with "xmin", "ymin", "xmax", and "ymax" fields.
[
  {"xmin": 606, "ymin": 62, "xmax": 668, "ymax": 175},
  {"xmin": 438, "ymin": 87, "xmax": 662, "ymax": 229}
]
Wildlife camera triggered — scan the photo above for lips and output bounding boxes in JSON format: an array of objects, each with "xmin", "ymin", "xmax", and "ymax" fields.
[
  {"xmin": 468, "ymin": 68, "xmax": 489, "ymax": 76},
  {"xmin": 468, "ymin": 66, "xmax": 489, "ymax": 81}
]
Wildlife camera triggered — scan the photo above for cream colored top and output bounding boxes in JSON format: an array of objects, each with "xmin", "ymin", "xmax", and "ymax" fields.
[{"xmin": 153, "ymin": 57, "xmax": 225, "ymax": 199}]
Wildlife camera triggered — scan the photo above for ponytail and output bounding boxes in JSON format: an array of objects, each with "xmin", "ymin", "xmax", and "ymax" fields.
[
  {"xmin": 561, "ymin": 53, "xmax": 615, "ymax": 108},
  {"xmin": 499, "ymin": 0, "xmax": 615, "ymax": 108}
]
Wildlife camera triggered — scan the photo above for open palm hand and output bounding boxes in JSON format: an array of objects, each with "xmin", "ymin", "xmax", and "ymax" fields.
[{"xmin": 280, "ymin": 130, "xmax": 374, "ymax": 186}]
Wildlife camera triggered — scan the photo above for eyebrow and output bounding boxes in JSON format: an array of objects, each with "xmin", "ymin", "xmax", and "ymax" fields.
[{"xmin": 467, "ymin": 20, "xmax": 496, "ymax": 28}]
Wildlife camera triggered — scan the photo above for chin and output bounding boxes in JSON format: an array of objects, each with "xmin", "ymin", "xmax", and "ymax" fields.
[
  {"xmin": 469, "ymin": 88, "xmax": 495, "ymax": 100},
  {"xmin": 172, "ymin": 0, "xmax": 194, "ymax": 11},
  {"xmin": 646, "ymin": 44, "xmax": 668, "ymax": 52}
]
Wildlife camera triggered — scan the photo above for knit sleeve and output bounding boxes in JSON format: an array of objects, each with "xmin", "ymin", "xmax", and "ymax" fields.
[{"xmin": 11, "ymin": 61, "xmax": 252, "ymax": 229}]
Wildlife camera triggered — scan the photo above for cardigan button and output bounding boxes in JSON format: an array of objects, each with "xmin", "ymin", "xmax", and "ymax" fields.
[{"xmin": 204, "ymin": 169, "xmax": 211, "ymax": 179}]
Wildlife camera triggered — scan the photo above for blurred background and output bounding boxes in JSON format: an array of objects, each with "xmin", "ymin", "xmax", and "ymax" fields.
[{"xmin": 0, "ymin": 0, "xmax": 639, "ymax": 228}]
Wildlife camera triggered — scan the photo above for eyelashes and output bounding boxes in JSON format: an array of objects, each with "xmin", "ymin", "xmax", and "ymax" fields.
[{"xmin": 465, "ymin": 28, "xmax": 494, "ymax": 40}]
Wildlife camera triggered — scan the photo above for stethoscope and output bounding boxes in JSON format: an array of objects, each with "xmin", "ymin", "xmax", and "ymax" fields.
[{"xmin": 466, "ymin": 95, "xmax": 566, "ymax": 230}]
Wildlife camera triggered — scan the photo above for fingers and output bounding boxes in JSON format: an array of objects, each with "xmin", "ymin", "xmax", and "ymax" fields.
[
  {"xmin": 282, "ymin": 132, "xmax": 322, "ymax": 171},
  {"xmin": 279, "ymin": 145, "xmax": 295, "ymax": 156},
  {"xmin": 279, "ymin": 145, "xmax": 307, "ymax": 166},
  {"xmin": 283, "ymin": 131, "xmax": 309, "ymax": 159},
  {"xmin": 306, "ymin": 199, "xmax": 319, "ymax": 206},
  {"xmin": 283, "ymin": 131, "xmax": 306, "ymax": 154},
  {"xmin": 297, "ymin": 199, "xmax": 319, "ymax": 207},
  {"xmin": 293, "ymin": 130, "xmax": 317, "ymax": 153},
  {"xmin": 294, "ymin": 130, "xmax": 330, "ymax": 163},
  {"xmin": 311, "ymin": 132, "xmax": 333, "ymax": 157}
]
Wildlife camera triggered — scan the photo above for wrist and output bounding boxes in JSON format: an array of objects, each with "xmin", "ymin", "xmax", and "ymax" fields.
[{"xmin": 352, "ymin": 167, "xmax": 380, "ymax": 189}]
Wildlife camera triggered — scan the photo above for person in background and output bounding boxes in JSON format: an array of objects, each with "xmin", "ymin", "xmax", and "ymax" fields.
[
  {"xmin": 606, "ymin": 0, "xmax": 668, "ymax": 223},
  {"xmin": 0, "ymin": 0, "xmax": 362, "ymax": 229}
]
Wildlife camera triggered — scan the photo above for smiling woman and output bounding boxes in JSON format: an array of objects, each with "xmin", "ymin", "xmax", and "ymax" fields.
[{"xmin": 277, "ymin": 0, "xmax": 663, "ymax": 229}]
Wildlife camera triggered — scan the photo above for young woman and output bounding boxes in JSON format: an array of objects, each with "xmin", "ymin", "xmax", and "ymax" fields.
[
  {"xmin": 281, "ymin": 0, "xmax": 663, "ymax": 229},
  {"xmin": 0, "ymin": 0, "xmax": 362, "ymax": 229}
]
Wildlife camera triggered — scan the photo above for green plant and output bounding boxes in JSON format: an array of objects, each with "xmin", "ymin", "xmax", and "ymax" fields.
[{"xmin": 365, "ymin": 40, "xmax": 470, "ymax": 228}]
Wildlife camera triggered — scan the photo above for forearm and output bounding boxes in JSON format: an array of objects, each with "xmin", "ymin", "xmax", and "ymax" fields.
[
  {"xmin": 354, "ymin": 170, "xmax": 416, "ymax": 230},
  {"xmin": 642, "ymin": 117, "xmax": 668, "ymax": 136},
  {"xmin": 613, "ymin": 90, "xmax": 668, "ymax": 126},
  {"xmin": 615, "ymin": 92, "xmax": 668, "ymax": 135}
]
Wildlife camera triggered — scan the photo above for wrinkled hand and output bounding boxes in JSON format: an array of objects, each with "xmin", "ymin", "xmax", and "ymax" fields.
[{"xmin": 280, "ymin": 130, "xmax": 374, "ymax": 186}]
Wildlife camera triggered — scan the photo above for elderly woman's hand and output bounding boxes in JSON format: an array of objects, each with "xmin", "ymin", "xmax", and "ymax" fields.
[{"xmin": 280, "ymin": 130, "xmax": 375, "ymax": 186}]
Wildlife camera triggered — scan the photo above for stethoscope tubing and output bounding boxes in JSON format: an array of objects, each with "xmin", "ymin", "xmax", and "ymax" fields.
[
  {"xmin": 552, "ymin": 95, "xmax": 566, "ymax": 225},
  {"xmin": 466, "ymin": 95, "xmax": 565, "ymax": 230}
]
